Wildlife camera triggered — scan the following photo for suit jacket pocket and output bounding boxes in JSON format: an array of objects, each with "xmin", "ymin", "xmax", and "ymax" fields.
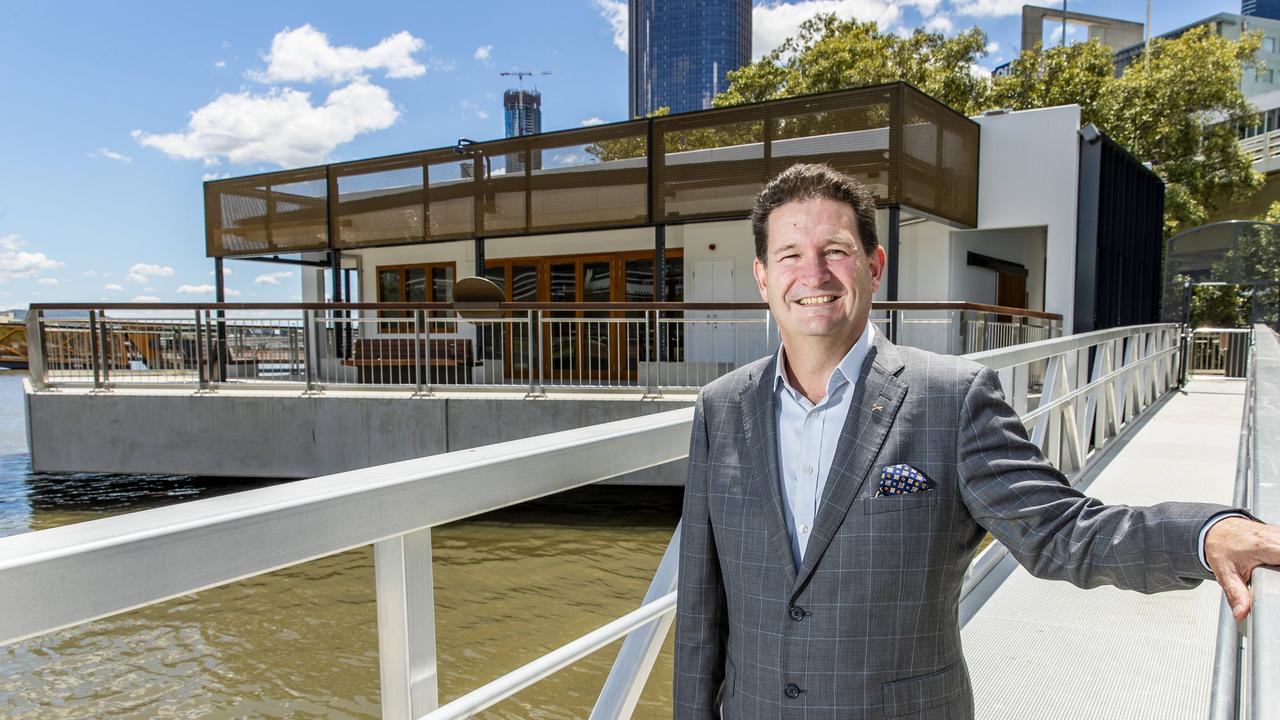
[
  {"xmin": 863, "ymin": 491, "xmax": 938, "ymax": 514},
  {"xmin": 882, "ymin": 660, "xmax": 967, "ymax": 717}
]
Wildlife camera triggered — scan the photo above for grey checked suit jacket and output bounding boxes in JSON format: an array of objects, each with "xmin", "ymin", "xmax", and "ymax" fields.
[{"xmin": 675, "ymin": 333, "xmax": 1229, "ymax": 720}]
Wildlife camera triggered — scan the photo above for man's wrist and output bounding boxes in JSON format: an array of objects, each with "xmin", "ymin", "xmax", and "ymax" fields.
[{"xmin": 1199, "ymin": 512, "xmax": 1250, "ymax": 572}]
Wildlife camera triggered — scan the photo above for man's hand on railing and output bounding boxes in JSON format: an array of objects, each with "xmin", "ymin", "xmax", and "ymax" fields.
[{"xmin": 1206, "ymin": 517, "xmax": 1280, "ymax": 620}]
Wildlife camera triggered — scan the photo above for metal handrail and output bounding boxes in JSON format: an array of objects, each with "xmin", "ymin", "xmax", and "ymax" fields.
[
  {"xmin": 1208, "ymin": 326, "xmax": 1255, "ymax": 720},
  {"xmin": 1248, "ymin": 324, "xmax": 1280, "ymax": 718},
  {"xmin": 2, "ymin": 322, "xmax": 1178, "ymax": 719}
]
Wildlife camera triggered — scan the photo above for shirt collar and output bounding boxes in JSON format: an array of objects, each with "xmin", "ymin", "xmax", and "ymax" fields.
[{"xmin": 773, "ymin": 322, "xmax": 876, "ymax": 400}]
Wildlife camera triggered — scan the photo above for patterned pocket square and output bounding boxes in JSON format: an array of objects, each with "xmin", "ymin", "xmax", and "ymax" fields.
[{"xmin": 875, "ymin": 463, "xmax": 934, "ymax": 496}]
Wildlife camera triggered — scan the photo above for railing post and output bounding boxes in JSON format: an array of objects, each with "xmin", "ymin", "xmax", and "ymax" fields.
[
  {"xmin": 414, "ymin": 310, "xmax": 426, "ymax": 395},
  {"xmin": 526, "ymin": 310, "xmax": 538, "ymax": 396},
  {"xmin": 194, "ymin": 310, "xmax": 207, "ymax": 390},
  {"xmin": 422, "ymin": 311, "xmax": 433, "ymax": 394},
  {"xmin": 302, "ymin": 309, "xmax": 316, "ymax": 392},
  {"xmin": 98, "ymin": 310, "xmax": 112, "ymax": 388},
  {"xmin": 88, "ymin": 310, "xmax": 102, "ymax": 389},
  {"xmin": 374, "ymin": 528, "xmax": 439, "ymax": 720},
  {"xmin": 646, "ymin": 310, "xmax": 657, "ymax": 396},
  {"xmin": 26, "ymin": 309, "xmax": 47, "ymax": 391}
]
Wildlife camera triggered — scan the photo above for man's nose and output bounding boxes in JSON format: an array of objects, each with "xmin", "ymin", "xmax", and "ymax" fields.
[{"xmin": 798, "ymin": 253, "xmax": 831, "ymax": 284}]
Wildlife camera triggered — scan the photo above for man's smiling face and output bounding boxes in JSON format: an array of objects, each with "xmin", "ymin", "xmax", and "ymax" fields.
[{"xmin": 753, "ymin": 196, "xmax": 886, "ymax": 354}]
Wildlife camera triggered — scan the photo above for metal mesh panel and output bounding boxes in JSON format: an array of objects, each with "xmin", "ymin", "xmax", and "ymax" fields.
[
  {"xmin": 653, "ymin": 108, "xmax": 767, "ymax": 221},
  {"xmin": 900, "ymin": 88, "xmax": 979, "ymax": 227},
  {"xmin": 426, "ymin": 154, "xmax": 476, "ymax": 240},
  {"xmin": 769, "ymin": 88, "xmax": 894, "ymax": 200},
  {"xmin": 333, "ymin": 156, "xmax": 426, "ymax": 248},
  {"xmin": 528, "ymin": 122, "xmax": 648, "ymax": 232},
  {"xmin": 204, "ymin": 83, "xmax": 981, "ymax": 257}
]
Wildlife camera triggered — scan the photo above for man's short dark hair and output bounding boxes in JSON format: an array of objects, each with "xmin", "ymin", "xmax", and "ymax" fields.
[{"xmin": 750, "ymin": 163, "xmax": 879, "ymax": 262}]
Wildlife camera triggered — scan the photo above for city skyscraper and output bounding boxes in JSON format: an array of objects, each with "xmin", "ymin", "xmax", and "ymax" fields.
[
  {"xmin": 1244, "ymin": 0, "xmax": 1280, "ymax": 21},
  {"xmin": 629, "ymin": 0, "xmax": 752, "ymax": 117},
  {"xmin": 503, "ymin": 88, "xmax": 542, "ymax": 172}
]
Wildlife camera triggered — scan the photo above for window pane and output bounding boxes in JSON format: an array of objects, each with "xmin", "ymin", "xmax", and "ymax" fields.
[
  {"xmin": 626, "ymin": 258, "xmax": 654, "ymax": 303},
  {"xmin": 431, "ymin": 266, "xmax": 454, "ymax": 302},
  {"xmin": 405, "ymin": 268, "xmax": 427, "ymax": 302},
  {"xmin": 379, "ymin": 270, "xmax": 402, "ymax": 302},
  {"xmin": 583, "ymin": 261, "xmax": 611, "ymax": 302}
]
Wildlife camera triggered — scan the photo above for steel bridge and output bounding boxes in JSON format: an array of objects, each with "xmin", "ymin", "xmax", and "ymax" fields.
[{"xmin": 1, "ymin": 322, "xmax": 1276, "ymax": 719}]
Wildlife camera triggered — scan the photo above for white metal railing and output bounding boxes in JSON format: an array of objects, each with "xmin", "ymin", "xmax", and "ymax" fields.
[
  {"xmin": 25, "ymin": 302, "xmax": 1061, "ymax": 395},
  {"xmin": 1189, "ymin": 327, "xmax": 1253, "ymax": 376},
  {"xmin": 1240, "ymin": 127, "xmax": 1280, "ymax": 167},
  {"xmin": 1208, "ymin": 324, "xmax": 1280, "ymax": 719},
  {"xmin": 5, "ymin": 322, "xmax": 1168, "ymax": 720}
]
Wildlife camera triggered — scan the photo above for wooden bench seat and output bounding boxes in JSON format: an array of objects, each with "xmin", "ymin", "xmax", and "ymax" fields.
[{"xmin": 343, "ymin": 338, "xmax": 475, "ymax": 384}]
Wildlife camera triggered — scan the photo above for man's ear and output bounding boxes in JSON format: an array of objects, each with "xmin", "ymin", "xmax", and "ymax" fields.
[
  {"xmin": 867, "ymin": 245, "xmax": 888, "ymax": 293},
  {"xmin": 753, "ymin": 257, "xmax": 769, "ymax": 301}
]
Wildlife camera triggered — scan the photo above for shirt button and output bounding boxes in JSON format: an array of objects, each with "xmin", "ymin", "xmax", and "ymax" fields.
[
  {"xmin": 799, "ymin": 524, "xmax": 809, "ymax": 534},
  {"xmin": 803, "ymin": 465, "xmax": 813, "ymax": 475},
  {"xmin": 784, "ymin": 683, "xmax": 802, "ymax": 699},
  {"xmin": 808, "ymin": 410, "xmax": 818, "ymax": 419}
]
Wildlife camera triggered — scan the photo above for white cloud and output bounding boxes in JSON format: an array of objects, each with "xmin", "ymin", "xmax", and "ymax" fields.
[
  {"xmin": 214, "ymin": 60, "xmax": 227, "ymax": 68},
  {"xmin": 254, "ymin": 270, "xmax": 294, "ymax": 285},
  {"xmin": 985, "ymin": 40, "xmax": 1000, "ymax": 54},
  {"xmin": 37, "ymin": 277, "xmax": 59, "ymax": 285},
  {"xmin": 581, "ymin": 116, "xmax": 606, "ymax": 126},
  {"xmin": 752, "ymin": 1, "xmax": 909, "ymax": 59},
  {"xmin": 202, "ymin": 172, "xmax": 231, "ymax": 181},
  {"xmin": 924, "ymin": 14, "xmax": 954, "ymax": 33},
  {"xmin": 178, "ymin": 283, "xmax": 240, "ymax": 296},
  {"xmin": 104, "ymin": 283, "xmax": 124, "ymax": 291},
  {"xmin": 132, "ymin": 78, "xmax": 399, "ymax": 167},
  {"xmin": 88, "ymin": 147, "xmax": 132, "ymax": 163},
  {"xmin": 249, "ymin": 24, "xmax": 427, "ymax": 84},
  {"xmin": 593, "ymin": 0, "xmax": 627, "ymax": 52},
  {"xmin": 82, "ymin": 270, "xmax": 96, "ymax": 277},
  {"xmin": 462, "ymin": 99, "xmax": 490, "ymax": 120},
  {"xmin": 952, "ymin": 0, "xmax": 1024, "ymax": 18},
  {"xmin": 128, "ymin": 263, "xmax": 175, "ymax": 283},
  {"xmin": 130, "ymin": 295, "xmax": 161, "ymax": 303},
  {"xmin": 474, "ymin": 45, "xmax": 493, "ymax": 64},
  {"xmin": 0, "ymin": 235, "xmax": 65, "ymax": 282},
  {"xmin": 208, "ymin": 267, "xmax": 233, "ymax": 275}
]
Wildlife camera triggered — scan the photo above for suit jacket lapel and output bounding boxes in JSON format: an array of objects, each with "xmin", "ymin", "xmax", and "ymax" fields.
[
  {"xmin": 792, "ymin": 333, "xmax": 907, "ymax": 595},
  {"xmin": 738, "ymin": 356, "xmax": 798, "ymax": 586}
]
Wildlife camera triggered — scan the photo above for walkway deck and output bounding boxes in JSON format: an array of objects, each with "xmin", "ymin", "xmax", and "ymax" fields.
[{"xmin": 962, "ymin": 377, "xmax": 1245, "ymax": 719}]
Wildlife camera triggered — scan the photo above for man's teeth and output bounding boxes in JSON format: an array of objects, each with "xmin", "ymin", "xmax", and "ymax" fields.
[{"xmin": 796, "ymin": 296, "xmax": 835, "ymax": 305}]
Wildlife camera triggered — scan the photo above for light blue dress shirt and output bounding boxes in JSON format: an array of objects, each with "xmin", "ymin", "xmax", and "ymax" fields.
[{"xmin": 774, "ymin": 323, "xmax": 875, "ymax": 567}]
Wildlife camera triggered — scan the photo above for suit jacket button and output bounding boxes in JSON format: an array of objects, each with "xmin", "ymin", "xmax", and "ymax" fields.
[
  {"xmin": 788, "ymin": 606, "xmax": 806, "ymax": 621},
  {"xmin": 784, "ymin": 683, "xmax": 802, "ymax": 699}
]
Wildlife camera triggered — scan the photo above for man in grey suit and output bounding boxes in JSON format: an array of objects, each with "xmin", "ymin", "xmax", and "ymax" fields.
[{"xmin": 674, "ymin": 163, "xmax": 1280, "ymax": 719}]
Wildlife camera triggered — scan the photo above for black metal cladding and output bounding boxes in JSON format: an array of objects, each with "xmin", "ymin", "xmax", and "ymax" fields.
[{"xmin": 1075, "ymin": 130, "xmax": 1166, "ymax": 332}]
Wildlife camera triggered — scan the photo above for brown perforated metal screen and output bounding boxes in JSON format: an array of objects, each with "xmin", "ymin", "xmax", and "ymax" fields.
[{"xmin": 204, "ymin": 83, "xmax": 979, "ymax": 257}]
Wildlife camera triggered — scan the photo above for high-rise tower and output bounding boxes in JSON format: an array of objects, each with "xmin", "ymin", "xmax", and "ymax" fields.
[
  {"xmin": 503, "ymin": 89, "xmax": 542, "ymax": 172},
  {"xmin": 629, "ymin": 0, "xmax": 751, "ymax": 117},
  {"xmin": 1244, "ymin": 0, "xmax": 1280, "ymax": 21}
]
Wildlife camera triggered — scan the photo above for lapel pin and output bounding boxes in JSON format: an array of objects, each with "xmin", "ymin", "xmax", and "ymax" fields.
[{"xmin": 871, "ymin": 402, "xmax": 884, "ymax": 413}]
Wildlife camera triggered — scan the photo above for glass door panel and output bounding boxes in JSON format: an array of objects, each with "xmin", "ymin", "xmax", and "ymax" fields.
[
  {"xmin": 582, "ymin": 261, "xmax": 611, "ymax": 379},
  {"xmin": 548, "ymin": 262, "xmax": 578, "ymax": 378}
]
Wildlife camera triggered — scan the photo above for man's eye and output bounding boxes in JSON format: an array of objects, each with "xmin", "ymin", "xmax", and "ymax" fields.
[{"xmin": 826, "ymin": 249, "xmax": 848, "ymax": 257}]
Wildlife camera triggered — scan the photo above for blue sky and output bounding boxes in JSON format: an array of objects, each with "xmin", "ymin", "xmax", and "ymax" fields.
[{"xmin": 0, "ymin": 0, "xmax": 1238, "ymax": 307}]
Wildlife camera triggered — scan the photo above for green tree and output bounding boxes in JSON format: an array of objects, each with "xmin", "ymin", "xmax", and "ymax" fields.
[
  {"xmin": 714, "ymin": 15, "xmax": 992, "ymax": 115},
  {"xmin": 713, "ymin": 17, "xmax": 1263, "ymax": 238}
]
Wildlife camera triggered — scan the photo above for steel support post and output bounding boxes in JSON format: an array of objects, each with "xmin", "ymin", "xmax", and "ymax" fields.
[
  {"xmin": 414, "ymin": 310, "xmax": 425, "ymax": 395},
  {"xmin": 330, "ymin": 250, "xmax": 344, "ymax": 360},
  {"xmin": 98, "ymin": 310, "xmax": 111, "ymax": 388},
  {"xmin": 374, "ymin": 528, "xmax": 439, "ymax": 720},
  {"xmin": 302, "ymin": 309, "xmax": 316, "ymax": 392},
  {"xmin": 88, "ymin": 310, "xmax": 102, "ymax": 389},
  {"xmin": 654, "ymin": 225, "xmax": 666, "ymax": 304},
  {"xmin": 194, "ymin": 310, "xmax": 207, "ymax": 390},
  {"xmin": 886, "ymin": 206, "xmax": 901, "ymax": 344},
  {"xmin": 421, "ymin": 312, "xmax": 432, "ymax": 394},
  {"xmin": 646, "ymin": 309, "xmax": 657, "ymax": 396},
  {"xmin": 25, "ymin": 310, "xmax": 47, "ymax": 390},
  {"xmin": 214, "ymin": 257, "xmax": 227, "ymax": 382}
]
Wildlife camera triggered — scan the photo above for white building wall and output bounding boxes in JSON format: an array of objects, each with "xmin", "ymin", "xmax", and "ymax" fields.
[
  {"xmin": 897, "ymin": 218, "xmax": 953, "ymax": 301},
  {"xmin": 949, "ymin": 226, "xmax": 1046, "ymax": 310},
  {"xmin": 972, "ymin": 104, "xmax": 1081, "ymax": 332}
]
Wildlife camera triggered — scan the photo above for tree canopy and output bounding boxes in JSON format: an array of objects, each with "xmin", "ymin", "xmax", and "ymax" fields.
[{"xmin": 712, "ymin": 16, "xmax": 1264, "ymax": 237}]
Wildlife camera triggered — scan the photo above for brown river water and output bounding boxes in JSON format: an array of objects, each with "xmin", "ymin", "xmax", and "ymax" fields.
[{"xmin": 0, "ymin": 371, "xmax": 682, "ymax": 719}]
